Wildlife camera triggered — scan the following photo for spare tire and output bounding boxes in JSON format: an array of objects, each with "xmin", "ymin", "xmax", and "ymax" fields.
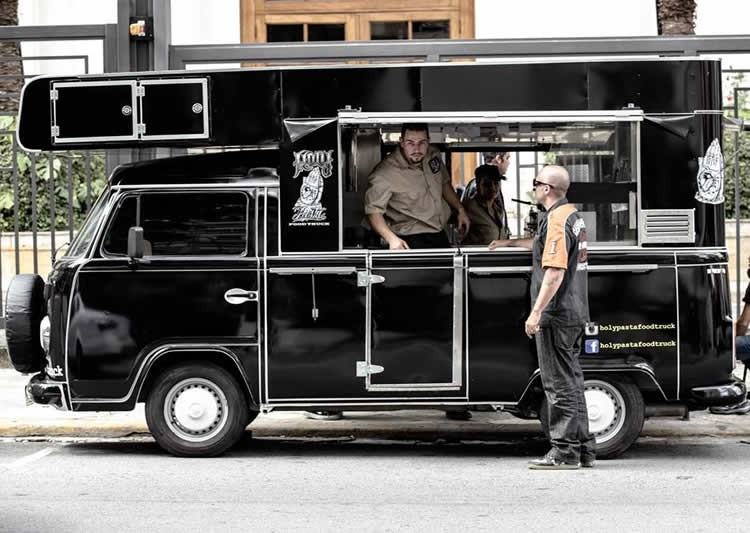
[{"xmin": 5, "ymin": 274, "xmax": 47, "ymax": 373}]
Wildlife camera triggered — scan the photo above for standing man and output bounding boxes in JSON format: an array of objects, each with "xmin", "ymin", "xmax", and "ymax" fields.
[
  {"xmin": 365, "ymin": 123, "xmax": 470, "ymax": 249},
  {"xmin": 490, "ymin": 165, "xmax": 595, "ymax": 470}
]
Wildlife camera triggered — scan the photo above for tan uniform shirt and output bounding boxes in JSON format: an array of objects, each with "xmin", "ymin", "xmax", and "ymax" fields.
[
  {"xmin": 364, "ymin": 145, "xmax": 451, "ymax": 236},
  {"xmin": 461, "ymin": 196, "xmax": 509, "ymax": 245}
]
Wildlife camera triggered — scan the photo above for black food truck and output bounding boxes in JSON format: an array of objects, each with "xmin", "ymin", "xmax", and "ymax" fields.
[{"xmin": 4, "ymin": 58, "xmax": 744, "ymax": 457}]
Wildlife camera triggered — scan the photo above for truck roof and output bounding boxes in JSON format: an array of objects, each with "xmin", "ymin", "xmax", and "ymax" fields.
[{"xmin": 109, "ymin": 149, "xmax": 279, "ymax": 187}]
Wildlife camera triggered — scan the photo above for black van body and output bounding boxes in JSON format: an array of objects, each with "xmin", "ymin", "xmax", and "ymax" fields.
[{"xmin": 6, "ymin": 58, "xmax": 744, "ymax": 457}]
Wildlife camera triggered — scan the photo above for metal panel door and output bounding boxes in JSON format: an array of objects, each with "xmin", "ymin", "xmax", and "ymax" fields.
[
  {"xmin": 139, "ymin": 78, "xmax": 210, "ymax": 141},
  {"xmin": 365, "ymin": 253, "xmax": 464, "ymax": 391},
  {"xmin": 51, "ymin": 81, "xmax": 138, "ymax": 144}
]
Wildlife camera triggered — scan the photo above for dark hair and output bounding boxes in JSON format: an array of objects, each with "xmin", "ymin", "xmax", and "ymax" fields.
[
  {"xmin": 482, "ymin": 151, "xmax": 508, "ymax": 164},
  {"xmin": 401, "ymin": 123, "xmax": 429, "ymax": 138},
  {"xmin": 474, "ymin": 164, "xmax": 501, "ymax": 184}
]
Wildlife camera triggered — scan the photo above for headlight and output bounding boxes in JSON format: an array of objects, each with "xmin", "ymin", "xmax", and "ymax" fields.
[{"xmin": 39, "ymin": 316, "xmax": 51, "ymax": 353}]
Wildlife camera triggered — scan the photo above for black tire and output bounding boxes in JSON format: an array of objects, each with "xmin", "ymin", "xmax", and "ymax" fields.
[
  {"xmin": 5, "ymin": 274, "xmax": 47, "ymax": 374},
  {"xmin": 539, "ymin": 376, "xmax": 645, "ymax": 460},
  {"xmin": 145, "ymin": 362, "xmax": 250, "ymax": 457}
]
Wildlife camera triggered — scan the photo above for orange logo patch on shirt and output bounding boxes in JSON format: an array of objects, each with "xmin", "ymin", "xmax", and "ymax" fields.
[{"xmin": 548, "ymin": 239, "xmax": 558, "ymax": 255}]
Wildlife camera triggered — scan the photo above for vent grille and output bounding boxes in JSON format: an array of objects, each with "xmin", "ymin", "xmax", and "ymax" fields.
[{"xmin": 639, "ymin": 209, "xmax": 695, "ymax": 244}]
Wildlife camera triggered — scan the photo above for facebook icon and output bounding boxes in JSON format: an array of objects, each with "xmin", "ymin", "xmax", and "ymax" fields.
[{"xmin": 584, "ymin": 339, "xmax": 600, "ymax": 354}]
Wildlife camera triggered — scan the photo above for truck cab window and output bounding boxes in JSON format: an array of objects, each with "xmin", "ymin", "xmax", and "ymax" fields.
[{"xmin": 102, "ymin": 192, "xmax": 250, "ymax": 257}]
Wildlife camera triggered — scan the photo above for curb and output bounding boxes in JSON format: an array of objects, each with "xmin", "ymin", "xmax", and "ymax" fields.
[{"xmin": 2, "ymin": 414, "xmax": 750, "ymax": 441}]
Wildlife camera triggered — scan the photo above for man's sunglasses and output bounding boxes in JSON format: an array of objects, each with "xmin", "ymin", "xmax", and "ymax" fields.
[{"xmin": 532, "ymin": 179, "xmax": 555, "ymax": 189}]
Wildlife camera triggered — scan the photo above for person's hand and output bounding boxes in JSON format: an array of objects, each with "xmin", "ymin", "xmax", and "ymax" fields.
[
  {"xmin": 457, "ymin": 208, "xmax": 470, "ymax": 236},
  {"xmin": 525, "ymin": 310, "xmax": 541, "ymax": 338},
  {"xmin": 489, "ymin": 239, "xmax": 512, "ymax": 250},
  {"xmin": 387, "ymin": 236, "xmax": 410, "ymax": 250}
]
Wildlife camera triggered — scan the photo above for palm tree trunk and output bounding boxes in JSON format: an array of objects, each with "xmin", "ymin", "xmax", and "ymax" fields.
[
  {"xmin": 0, "ymin": 0, "xmax": 23, "ymax": 113},
  {"xmin": 656, "ymin": 0, "xmax": 696, "ymax": 35}
]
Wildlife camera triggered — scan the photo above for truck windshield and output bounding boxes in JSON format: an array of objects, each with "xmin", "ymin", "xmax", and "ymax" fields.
[{"xmin": 64, "ymin": 191, "xmax": 110, "ymax": 258}]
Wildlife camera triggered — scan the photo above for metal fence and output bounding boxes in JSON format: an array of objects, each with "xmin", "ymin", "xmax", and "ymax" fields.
[{"xmin": 0, "ymin": 24, "xmax": 118, "ymax": 328}]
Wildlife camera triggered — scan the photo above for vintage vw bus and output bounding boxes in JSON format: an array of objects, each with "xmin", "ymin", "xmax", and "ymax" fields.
[{"xmin": 4, "ymin": 58, "xmax": 744, "ymax": 457}]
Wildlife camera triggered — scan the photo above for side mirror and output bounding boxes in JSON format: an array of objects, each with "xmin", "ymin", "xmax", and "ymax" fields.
[{"xmin": 127, "ymin": 226, "xmax": 145, "ymax": 259}]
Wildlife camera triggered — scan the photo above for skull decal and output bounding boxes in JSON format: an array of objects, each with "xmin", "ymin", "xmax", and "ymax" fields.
[{"xmin": 695, "ymin": 138, "xmax": 725, "ymax": 205}]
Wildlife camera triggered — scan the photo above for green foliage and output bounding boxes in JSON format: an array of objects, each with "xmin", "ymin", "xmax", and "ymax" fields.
[
  {"xmin": 0, "ymin": 115, "xmax": 107, "ymax": 232},
  {"xmin": 724, "ymin": 73, "xmax": 750, "ymax": 220},
  {"xmin": 724, "ymin": 128, "xmax": 750, "ymax": 219}
]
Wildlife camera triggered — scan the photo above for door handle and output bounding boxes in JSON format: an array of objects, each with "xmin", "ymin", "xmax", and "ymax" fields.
[{"xmin": 224, "ymin": 288, "xmax": 258, "ymax": 305}]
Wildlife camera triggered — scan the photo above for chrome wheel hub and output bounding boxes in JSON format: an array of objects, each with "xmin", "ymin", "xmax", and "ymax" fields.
[
  {"xmin": 164, "ymin": 378, "xmax": 229, "ymax": 442},
  {"xmin": 584, "ymin": 380, "xmax": 626, "ymax": 444}
]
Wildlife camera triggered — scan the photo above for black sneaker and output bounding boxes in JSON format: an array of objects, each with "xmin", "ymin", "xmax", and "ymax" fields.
[
  {"xmin": 581, "ymin": 456, "xmax": 596, "ymax": 468},
  {"xmin": 528, "ymin": 452, "xmax": 580, "ymax": 470},
  {"xmin": 710, "ymin": 399, "xmax": 750, "ymax": 415},
  {"xmin": 444, "ymin": 409, "xmax": 472, "ymax": 421},
  {"xmin": 304, "ymin": 410, "xmax": 343, "ymax": 421}
]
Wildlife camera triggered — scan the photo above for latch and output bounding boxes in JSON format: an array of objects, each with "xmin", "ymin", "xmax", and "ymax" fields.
[
  {"xmin": 357, "ymin": 271, "xmax": 385, "ymax": 287},
  {"xmin": 356, "ymin": 361, "xmax": 385, "ymax": 377}
]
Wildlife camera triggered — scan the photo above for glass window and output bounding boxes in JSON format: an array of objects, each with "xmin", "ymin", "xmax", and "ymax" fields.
[
  {"xmin": 65, "ymin": 192, "xmax": 110, "ymax": 257},
  {"xmin": 370, "ymin": 22, "xmax": 408, "ymax": 40},
  {"xmin": 308, "ymin": 24, "xmax": 345, "ymax": 41},
  {"xmin": 102, "ymin": 196, "xmax": 137, "ymax": 255},
  {"xmin": 102, "ymin": 192, "xmax": 250, "ymax": 257},
  {"xmin": 412, "ymin": 20, "xmax": 449, "ymax": 39},
  {"xmin": 267, "ymin": 24, "xmax": 304, "ymax": 42}
]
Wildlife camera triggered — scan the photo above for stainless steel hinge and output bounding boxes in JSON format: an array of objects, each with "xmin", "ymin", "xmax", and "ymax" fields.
[
  {"xmin": 135, "ymin": 85, "xmax": 145, "ymax": 97},
  {"xmin": 357, "ymin": 271, "xmax": 385, "ymax": 287},
  {"xmin": 49, "ymin": 89, "xmax": 58, "ymax": 101},
  {"xmin": 50, "ymin": 125, "xmax": 60, "ymax": 137},
  {"xmin": 356, "ymin": 361, "xmax": 384, "ymax": 377},
  {"xmin": 136, "ymin": 123, "xmax": 146, "ymax": 135}
]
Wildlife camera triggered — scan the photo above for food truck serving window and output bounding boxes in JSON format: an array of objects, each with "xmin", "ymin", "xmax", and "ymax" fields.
[{"xmin": 339, "ymin": 111, "xmax": 641, "ymax": 248}]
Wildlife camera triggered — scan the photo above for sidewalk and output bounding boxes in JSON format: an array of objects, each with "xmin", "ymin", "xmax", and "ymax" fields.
[{"xmin": 2, "ymin": 370, "xmax": 750, "ymax": 441}]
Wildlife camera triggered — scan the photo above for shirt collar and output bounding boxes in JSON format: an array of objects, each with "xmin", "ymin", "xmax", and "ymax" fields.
[{"xmin": 543, "ymin": 197, "xmax": 568, "ymax": 213}]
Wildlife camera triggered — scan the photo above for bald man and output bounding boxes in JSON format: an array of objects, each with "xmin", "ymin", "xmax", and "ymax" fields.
[{"xmin": 490, "ymin": 165, "xmax": 595, "ymax": 470}]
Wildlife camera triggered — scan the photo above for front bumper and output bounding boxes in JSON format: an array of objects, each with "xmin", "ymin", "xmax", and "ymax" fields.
[
  {"xmin": 690, "ymin": 379, "xmax": 747, "ymax": 407},
  {"xmin": 25, "ymin": 373, "xmax": 68, "ymax": 410}
]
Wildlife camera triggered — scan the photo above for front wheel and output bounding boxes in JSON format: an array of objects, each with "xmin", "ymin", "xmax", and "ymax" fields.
[
  {"xmin": 145, "ymin": 362, "xmax": 250, "ymax": 457},
  {"xmin": 540, "ymin": 377, "xmax": 645, "ymax": 459}
]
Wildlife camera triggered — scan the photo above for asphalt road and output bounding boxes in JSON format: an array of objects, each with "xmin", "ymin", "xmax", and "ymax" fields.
[{"xmin": 1, "ymin": 435, "xmax": 749, "ymax": 532}]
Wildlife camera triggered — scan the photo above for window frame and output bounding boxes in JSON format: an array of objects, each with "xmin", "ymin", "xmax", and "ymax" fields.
[
  {"xmin": 337, "ymin": 109, "xmax": 644, "ymax": 252},
  {"xmin": 98, "ymin": 188, "xmax": 255, "ymax": 260}
]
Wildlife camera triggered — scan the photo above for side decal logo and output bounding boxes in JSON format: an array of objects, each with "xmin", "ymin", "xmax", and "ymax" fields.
[
  {"xmin": 695, "ymin": 138, "xmax": 724, "ymax": 205},
  {"xmin": 584, "ymin": 339, "xmax": 600, "ymax": 354},
  {"xmin": 291, "ymin": 150, "xmax": 334, "ymax": 225}
]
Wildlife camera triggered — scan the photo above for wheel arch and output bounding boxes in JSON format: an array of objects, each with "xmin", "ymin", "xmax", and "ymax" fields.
[
  {"xmin": 516, "ymin": 363, "xmax": 667, "ymax": 415},
  {"xmin": 135, "ymin": 345, "xmax": 257, "ymax": 409}
]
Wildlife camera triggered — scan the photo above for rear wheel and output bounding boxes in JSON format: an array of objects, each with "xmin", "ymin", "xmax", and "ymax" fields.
[
  {"xmin": 145, "ymin": 362, "xmax": 250, "ymax": 457},
  {"xmin": 539, "ymin": 377, "xmax": 645, "ymax": 459}
]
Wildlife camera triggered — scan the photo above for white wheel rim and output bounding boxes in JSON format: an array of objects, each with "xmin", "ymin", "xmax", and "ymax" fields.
[
  {"xmin": 164, "ymin": 378, "xmax": 229, "ymax": 443},
  {"xmin": 584, "ymin": 380, "xmax": 626, "ymax": 444}
]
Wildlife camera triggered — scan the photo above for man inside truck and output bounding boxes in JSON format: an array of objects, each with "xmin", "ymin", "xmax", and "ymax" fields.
[{"xmin": 364, "ymin": 123, "xmax": 470, "ymax": 250}]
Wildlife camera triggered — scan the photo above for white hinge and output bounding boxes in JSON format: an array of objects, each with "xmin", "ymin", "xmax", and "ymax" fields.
[
  {"xmin": 357, "ymin": 271, "xmax": 385, "ymax": 287},
  {"xmin": 356, "ymin": 361, "xmax": 385, "ymax": 377},
  {"xmin": 49, "ymin": 89, "xmax": 58, "ymax": 101},
  {"xmin": 50, "ymin": 125, "xmax": 60, "ymax": 137},
  {"xmin": 136, "ymin": 123, "xmax": 146, "ymax": 135},
  {"xmin": 135, "ymin": 85, "xmax": 145, "ymax": 97}
]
